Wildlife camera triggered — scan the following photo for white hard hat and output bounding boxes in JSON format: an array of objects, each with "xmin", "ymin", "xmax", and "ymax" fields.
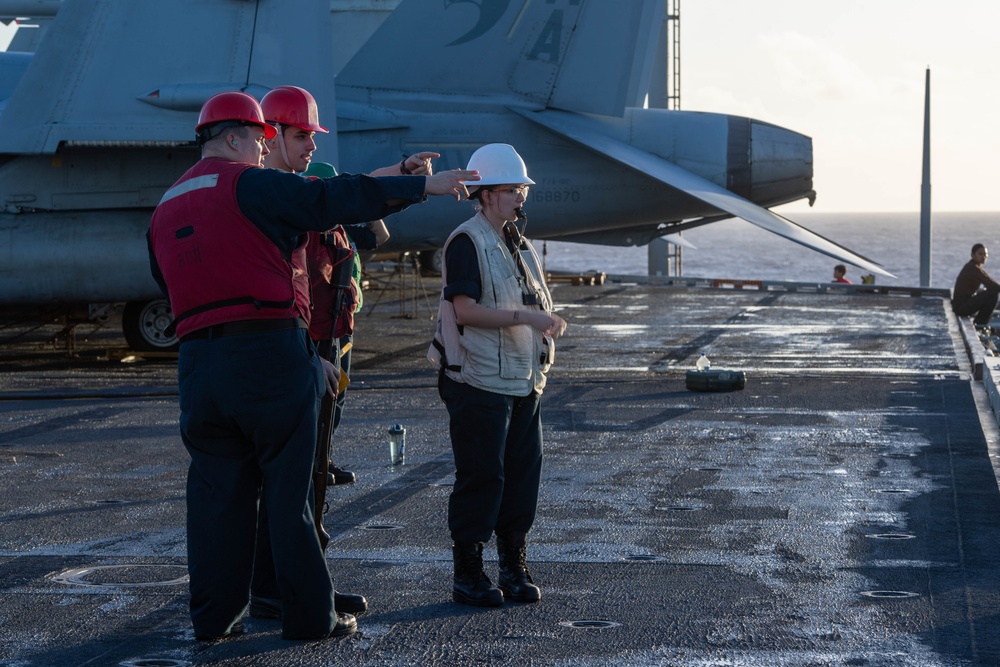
[{"xmin": 465, "ymin": 144, "xmax": 535, "ymax": 193}]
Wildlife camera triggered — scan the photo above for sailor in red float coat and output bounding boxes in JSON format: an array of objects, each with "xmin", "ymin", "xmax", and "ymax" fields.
[
  {"xmin": 306, "ymin": 226, "xmax": 358, "ymax": 341},
  {"xmin": 146, "ymin": 90, "xmax": 478, "ymax": 642},
  {"xmin": 150, "ymin": 158, "xmax": 312, "ymax": 339}
]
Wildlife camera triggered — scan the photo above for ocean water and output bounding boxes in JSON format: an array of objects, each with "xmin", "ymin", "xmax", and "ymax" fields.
[{"xmin": 539, "ymin": 211, "xmax": 1000, "ymax": 289}]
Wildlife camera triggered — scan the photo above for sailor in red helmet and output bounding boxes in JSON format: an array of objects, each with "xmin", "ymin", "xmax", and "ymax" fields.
[
  {"xmin": 147, "ymin": 90, "xmax": 478, "ymax": 642},
  {"xmin": 262, "ymin": 85, "xmax": 436, "ymax": 485},
  {"xmin": 248, "ymin": 85, "xmax": 439, "ymax": 622}
]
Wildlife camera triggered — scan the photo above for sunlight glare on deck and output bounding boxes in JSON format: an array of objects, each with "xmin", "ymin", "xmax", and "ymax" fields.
[{"xmin": 591, "ymin": 324, "xmax": 649, "ymax": 336}]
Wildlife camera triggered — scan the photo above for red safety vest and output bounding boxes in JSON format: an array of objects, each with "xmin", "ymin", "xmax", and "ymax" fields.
[
  {"xmin": 306, "ymin": 227, "xmax": 358, "ymax": 341},
  {"xmin": 149, "ymin": 157, "xmax": 310, "ymax": 338}
]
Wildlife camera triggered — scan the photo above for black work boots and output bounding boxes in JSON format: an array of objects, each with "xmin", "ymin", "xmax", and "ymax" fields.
[
  {"xmin": 452, "ymin": 542, "xmax": 503, "ymax": 606},
  {"xmin": 452, "ymin": 533, "xmax": 541, "ymax": 606},
  {"xmin": 496, "ymin": 532, "xmax": 541, "ymax": 603}
]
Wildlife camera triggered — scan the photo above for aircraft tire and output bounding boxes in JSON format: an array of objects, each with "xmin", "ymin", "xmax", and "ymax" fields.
[
  {"xmin": 122, "ymin": 299, "xmax": 179, "ymax": 352},
  {"xmin": 419, "ymin": 249, "xmax": 443, "ymax": 276}
]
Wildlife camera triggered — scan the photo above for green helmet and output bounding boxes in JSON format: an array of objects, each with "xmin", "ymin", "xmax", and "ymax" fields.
[{"xmin": 303, "ymin": 161, "xmax": 338, "ymax": 179}]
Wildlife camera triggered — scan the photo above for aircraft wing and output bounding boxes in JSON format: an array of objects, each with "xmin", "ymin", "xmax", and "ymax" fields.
[{"xmin": 512, "ymin": 108, "xmax": 895, "ymax": 278}]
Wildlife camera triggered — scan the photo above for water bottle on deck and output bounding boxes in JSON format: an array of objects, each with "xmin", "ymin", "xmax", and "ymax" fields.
[
  {"xmin": 687, "ymin": 353, "xmax": 746, "ymax": 392},
  {"xmin": 388, "ymin": 424, "xmax": 406, "ymax": 466},
  {"xmin": 695, "ymin": 353, "xmax": 711, "ymax": 372}
]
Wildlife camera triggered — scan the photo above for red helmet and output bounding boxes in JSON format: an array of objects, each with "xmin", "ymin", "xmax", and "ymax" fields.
[
  {"xmin": 260, "ymin": 86, "xmax": 329, "ymax": 133},
  {"xmin": 195, "ymin": 91, "xmax": 277, "ymax": 140}
]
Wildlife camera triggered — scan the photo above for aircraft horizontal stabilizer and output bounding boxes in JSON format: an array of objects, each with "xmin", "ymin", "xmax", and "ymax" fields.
[{"xmin": 512, "ymin": 108, "xmax": 895, "ymax": 278}]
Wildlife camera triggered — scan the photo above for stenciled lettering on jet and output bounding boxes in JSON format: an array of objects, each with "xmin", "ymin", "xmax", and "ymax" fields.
[
  {"xmin": 445, "ymin": 0, "xmax": 582, "ymax": 50},
  {"xmin": 444, "ymin": 0, "xmax": 512, "ymax": 46},
  {"xmin": 528, "ymin": 0, "xmax": 582, "ymax": 63}
]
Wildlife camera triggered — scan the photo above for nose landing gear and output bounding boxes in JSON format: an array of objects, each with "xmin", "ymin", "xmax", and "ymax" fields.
[{"xmin": 122, "ymin": 298, "xmax": 178, "ymax": 352}]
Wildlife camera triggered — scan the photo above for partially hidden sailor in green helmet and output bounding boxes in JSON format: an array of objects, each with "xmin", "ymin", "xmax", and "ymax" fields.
[
  {"xmin": 300, "ymin": 160, "xmax": 390, "ymax": 485},
  {"xmin": 429, "ymin": 143, "xmax": 567, "ymax": 607}
]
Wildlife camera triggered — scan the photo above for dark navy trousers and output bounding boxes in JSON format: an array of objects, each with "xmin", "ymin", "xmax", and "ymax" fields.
[
  {"xmin": 179, "ymin": 327, "xmax": 335, "ymax": 640},
  {"xmin": 439, "ymin": 375, "xmax": 543, "ymax": 544},
  {"xmin": 250, "ymin": 333, "xmax": 351, "ymax": 604}
]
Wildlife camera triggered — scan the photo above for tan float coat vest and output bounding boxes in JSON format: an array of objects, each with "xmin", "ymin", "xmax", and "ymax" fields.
[{"xmin": 428, "ymin": 212, "xmax": 553, "ymax": 396}]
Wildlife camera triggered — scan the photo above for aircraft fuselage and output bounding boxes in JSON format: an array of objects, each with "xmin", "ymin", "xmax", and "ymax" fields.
[
  {"xmin": 0, "ymin": 103, "xmax": 813, "ymax": 305},
  {"xmin": 337, "ymin": 101, "xmax": 814, "ymax": 251}
]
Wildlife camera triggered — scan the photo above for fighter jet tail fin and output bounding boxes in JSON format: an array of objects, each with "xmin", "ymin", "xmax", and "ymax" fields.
[
  {"xmin": 337, "ymin": 0, "xmax": 662, "ymax": 117},
  {"xmin": 0, "ymin": 0, "xmax": 335, "ymax": 154}
]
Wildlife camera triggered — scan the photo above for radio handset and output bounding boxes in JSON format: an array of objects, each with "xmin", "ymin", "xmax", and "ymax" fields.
[{"xmin": 513, "ymin": 207, "xmax": 527, "ymax": 242}]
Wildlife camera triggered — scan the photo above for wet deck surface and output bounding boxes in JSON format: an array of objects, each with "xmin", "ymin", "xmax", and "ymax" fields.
[{"xmin": 2, "ymin": 278, "xmax": 999, "ymax": 666}]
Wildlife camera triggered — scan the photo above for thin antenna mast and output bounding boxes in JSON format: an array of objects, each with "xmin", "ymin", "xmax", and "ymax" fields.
[{"xmin": 919, "ymin": 68, "xmax": 931, "ymax": 287}]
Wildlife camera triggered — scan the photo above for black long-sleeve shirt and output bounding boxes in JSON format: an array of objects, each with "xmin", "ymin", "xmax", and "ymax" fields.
[
  {"xmin": 952, "ymin": 259, "xmax": 1000, "ymax": 309},
  {"xmin": 149, "ymin": 163, "xmax": 424, "ymax": 295}
]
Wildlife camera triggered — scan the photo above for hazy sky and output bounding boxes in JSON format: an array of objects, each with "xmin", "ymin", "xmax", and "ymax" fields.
[{"xmin": 682, "ymin": 0, "xmax": 1000, "ymax": 214}]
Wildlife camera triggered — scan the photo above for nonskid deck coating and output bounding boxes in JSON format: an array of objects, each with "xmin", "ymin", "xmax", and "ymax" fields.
[{"xmin": 0, "ymin": 281, "xmax": 998, "ymax": 666}]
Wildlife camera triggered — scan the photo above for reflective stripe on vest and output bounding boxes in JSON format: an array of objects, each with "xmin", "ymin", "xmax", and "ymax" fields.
[{"xmin": 149, "ymin": 158, "xmax": 308, "ymax": 338}]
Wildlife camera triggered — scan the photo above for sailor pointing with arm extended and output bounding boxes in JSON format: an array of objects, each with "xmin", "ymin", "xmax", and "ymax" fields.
[{"xmin": 147, "ymin": 90, "xmax": 477, "ymax": 642}]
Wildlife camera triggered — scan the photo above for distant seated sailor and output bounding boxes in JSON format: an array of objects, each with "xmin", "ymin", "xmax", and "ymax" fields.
[
  {"xmin": 832, "ymin": 264, "xmax": 851, "ymax": 284},
  {"xmin": 952, "ymin": 243, "xmax": 1000, "ymax": 327}
]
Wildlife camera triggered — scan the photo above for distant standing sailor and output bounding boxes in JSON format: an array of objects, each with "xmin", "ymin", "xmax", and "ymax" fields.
[
  {"xmin": 952, "ymin": 243, "xmax": 1000, "ymax": 327},
  {"xmin": 429, "ymin": 144, "xmax": 566, "ymax": 607}
]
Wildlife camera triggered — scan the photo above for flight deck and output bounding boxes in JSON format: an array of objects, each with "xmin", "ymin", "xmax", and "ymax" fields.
[{"xmin": 1, "ymin": 276, "xmax": 999, "ymax": 666}]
